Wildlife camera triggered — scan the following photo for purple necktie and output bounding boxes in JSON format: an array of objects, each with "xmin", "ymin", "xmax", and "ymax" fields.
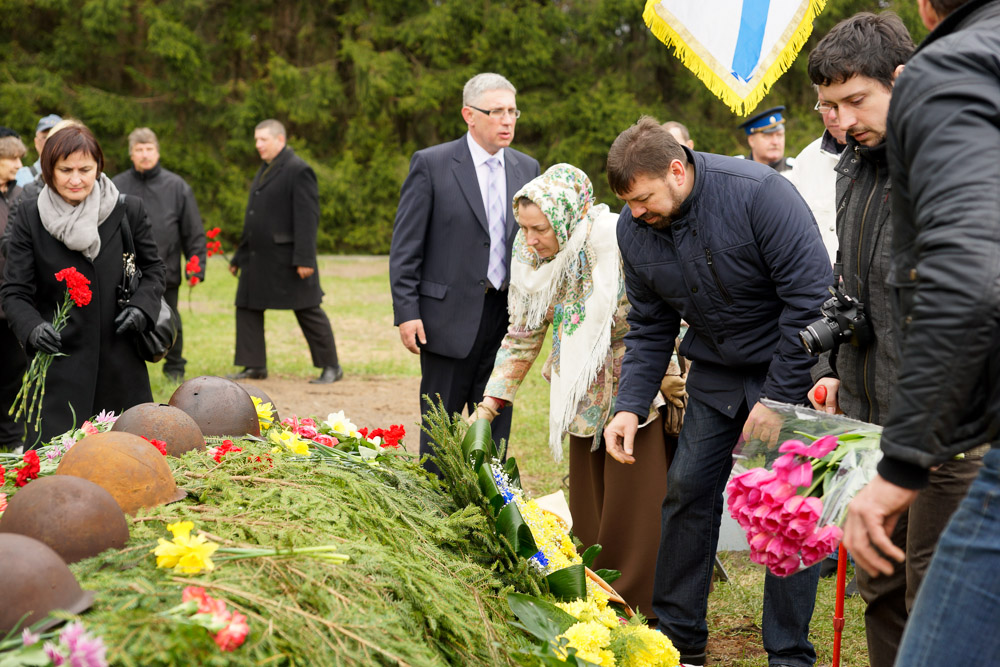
[{"xmin": 485, "ymin": 157, "xmax": 506, "ymax": 289}]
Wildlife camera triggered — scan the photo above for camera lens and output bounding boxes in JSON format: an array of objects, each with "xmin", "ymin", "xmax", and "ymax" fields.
[{"xmin": 799, "ymin": 320, "xmax": 838, "ymax": 356}]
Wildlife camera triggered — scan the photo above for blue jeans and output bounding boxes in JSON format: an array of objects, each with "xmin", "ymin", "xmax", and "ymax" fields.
[
  {"xmin": 652, "ymin": 395, "xmax": 820, "ymax": 666},
  {"xmin": 894, "ymin": 448, "xmax": 1000, "ymax": 667}
]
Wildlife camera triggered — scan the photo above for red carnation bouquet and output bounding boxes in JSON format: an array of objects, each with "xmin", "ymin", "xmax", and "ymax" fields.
[{"xmin": 9, "ymin": 267, "xmax": 92, "ymax": 439}]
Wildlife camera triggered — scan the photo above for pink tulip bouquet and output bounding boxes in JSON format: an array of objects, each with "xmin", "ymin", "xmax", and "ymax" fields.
[{"xmin": 727, "ymin": 401, "xmax": 882, "ymax": 576}]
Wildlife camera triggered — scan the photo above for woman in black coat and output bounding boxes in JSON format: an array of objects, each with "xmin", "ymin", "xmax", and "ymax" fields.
[{"xmin": 0, "ymin": 125, "xmax": 165, "ymax": 444}]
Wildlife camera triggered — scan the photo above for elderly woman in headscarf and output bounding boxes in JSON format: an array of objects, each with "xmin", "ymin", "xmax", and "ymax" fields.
[
  {"xmin": 1, "ymin": 124, "xmax": 164, "ymax": 444},
  {"xmin": 473, "ymin": 163, "xmax": 678, "ymax": 624}
]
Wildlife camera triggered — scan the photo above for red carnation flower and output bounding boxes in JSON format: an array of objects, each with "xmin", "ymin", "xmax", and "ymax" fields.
[
  {"xmin": 211, "ymin": 439, "xmax": 243, "ymax": 463},
  {"xmin": 14, "ymin": 451, "xmax": 40, "ymax": 487},
  {"xmin": 54, "ymin": 267, "xmax": 92, "ymax": 308},
  {"xmin": 142, "ymin": 436, "xmax": 169, "ymax": 456},
  {"xmin": 207, "ymin": 227, "xmax": 221, "ymax": 239}
]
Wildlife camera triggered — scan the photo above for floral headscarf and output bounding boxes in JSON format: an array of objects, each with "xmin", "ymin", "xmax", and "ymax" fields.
[
  {"xmin": 508, "ymin": 164, "xmax": 624, "ymax": 461},
  {"xmin": 512, "ymin": 163, "xmax": 596, "ymax": 270}
]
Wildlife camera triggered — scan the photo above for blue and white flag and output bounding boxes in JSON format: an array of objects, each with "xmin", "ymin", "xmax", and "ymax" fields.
[{"xmin": 644, "ymin": 0, "xmax": 827, "ymax": 115}]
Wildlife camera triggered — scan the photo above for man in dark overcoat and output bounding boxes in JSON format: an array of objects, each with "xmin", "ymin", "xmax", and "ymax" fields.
[
  {"xmin": 389, "ymin": 73, "xmax": 540, "ymax": 473},
  {"xmin": 114, "ymin": 127, "xmax": 206, "ymax": 383},
  {"xmin": 228, "ymin": 119, "xmax": 341, "ymax": 384}
]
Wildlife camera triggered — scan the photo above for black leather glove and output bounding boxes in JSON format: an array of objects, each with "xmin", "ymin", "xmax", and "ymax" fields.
[
  {"xmin": 28, "ymin": 322, "xmax": 61, "ymax": 354},
  {"xmin": 114, "ymin": 306, "xmax": 147, "ymax": 335}
]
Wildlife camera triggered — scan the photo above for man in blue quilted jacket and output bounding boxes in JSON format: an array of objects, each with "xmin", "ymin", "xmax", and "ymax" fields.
[{"xmin": 603, "ymin": 116, "xmax": 831, "ymax": 667}]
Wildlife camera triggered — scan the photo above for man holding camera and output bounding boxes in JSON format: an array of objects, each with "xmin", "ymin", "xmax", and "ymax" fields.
[{"xmin": 806, "ymin": 14, "xmax": 983, "ymax": 667}]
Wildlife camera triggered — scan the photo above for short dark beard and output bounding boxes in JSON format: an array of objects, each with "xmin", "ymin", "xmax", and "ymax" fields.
[{"xmin": 645, "ymin": 216, "xmax": 671, "ymax": 230}]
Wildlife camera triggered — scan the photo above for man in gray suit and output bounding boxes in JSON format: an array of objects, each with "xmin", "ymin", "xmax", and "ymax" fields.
[{"xmin": 390, "ymin": 73, "xmax": 541, "ymax": 472}]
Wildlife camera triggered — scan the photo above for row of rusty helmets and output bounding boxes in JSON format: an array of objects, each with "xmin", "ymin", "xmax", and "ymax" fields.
[
  {"xmin": 0, "ymin": 476, "xmax": 129, "ymax": 564},
  {"xmin": 168, "ymin": 376, "xmax": 264, "ymax": 437},
  {"xmin": 56, "ymin": 431, "xmax": 187, "ymax": 515},
  {"xmin": 0, "ymin": 377, "xmax": 278, "ymax": 634},
  {"xmin": 0, "ymin": 533, "xmax": 95, "ymax": 633}
]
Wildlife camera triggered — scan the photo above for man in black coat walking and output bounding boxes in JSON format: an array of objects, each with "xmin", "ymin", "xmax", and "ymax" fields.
[
  {"xmin": 113, "ymin": 127, "xmax": 206, "ymax": 383},
  {"xmin": 228, "ymin": 119, "xmax": 341, "ymax": 384}
]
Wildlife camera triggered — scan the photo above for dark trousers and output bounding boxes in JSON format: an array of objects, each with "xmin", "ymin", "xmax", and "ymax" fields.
[
  {"xmin": 0, "ymin": 321, "xmax": 27, "ymax": 448},
  {"xmin": 653, "ymin": 395, "xmax": 820, "ymax": 666},
  {"xmin": 569, "ymin": 420, "xmax": 672, "ymax": 625},
  {"xmin": 235, "ymin": 306, "xmax": 338, "ymax": 369},
  {"xmin": 162, "ymin": 286, "xmax": 185, "ymax": 376},
  {"xmin": 857, "ymin": 452, "xmax": 983, "ymax": 667},
  {"xmin": 418, "ymin": 287, "xmax": 511, "ymax": 475}
]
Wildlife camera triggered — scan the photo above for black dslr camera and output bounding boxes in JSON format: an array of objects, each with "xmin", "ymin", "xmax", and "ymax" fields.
[{"xmin": 799, "ymin": 286, "xmax": 872, "ymax": 357}]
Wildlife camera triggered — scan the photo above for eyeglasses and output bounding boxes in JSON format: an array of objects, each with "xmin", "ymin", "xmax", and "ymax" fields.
[
  {"xmin": 814, "ymin": 100, "xmax": 835, "ymax": 114},
  {"xmin": 468, "ymin": 105, "xmax": 521, "ymax": 119}
]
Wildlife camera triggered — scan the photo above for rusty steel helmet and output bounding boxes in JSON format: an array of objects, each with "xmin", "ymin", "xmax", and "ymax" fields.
[
  {"xmin": 55, "ymin": 431, "xmax": 187, "ymax": 515},
  {"xmin": 0, "ymin": 476, "xmax": 129, "ymax": 564},
  {"xmin": 0, "ymin": 534, "xmax": 95, "ymax": 633},
  {"xmin": 168, "ymin": 376, "xmax": 260, "ymax": 437},
  {"xmin": 111, "ymin": 402, "xmax": 206, "ymax": 456},
  {"xmin": 242, "ymin": 384, "xmax": 280, "ymax": 425}
]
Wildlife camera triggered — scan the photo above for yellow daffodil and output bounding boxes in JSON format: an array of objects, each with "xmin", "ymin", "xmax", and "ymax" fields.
[
  {"xmin": 153, "ymin": 522, "xmax": 219, "ymax": 574},
  {"xmin": 167, "ymin": 521, "xmax": 194, "ymax": 539},
  {"xmin": 268, "ymin": 429, "xmax": 311, "ymax": 456},
  {"xmin": 251, "ymin": 396, "xmax": 275, "ymax": 431}
]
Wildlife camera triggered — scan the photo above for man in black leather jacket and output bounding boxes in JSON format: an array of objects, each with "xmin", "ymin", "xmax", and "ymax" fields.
[
  {"xmin": 114, "ymin": 128, "xmax": 206, "ymax": 383},
  {"xmin": 843, "ymin": 1, "xmax": 1000, "ymax": 663},
  {"xmin": 807, "ymin": 13, "xmax": 985, "ymax": 667}
]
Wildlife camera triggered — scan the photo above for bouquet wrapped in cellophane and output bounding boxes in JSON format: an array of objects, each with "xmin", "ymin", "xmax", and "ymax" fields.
[{"xmin": 727, "ymin": 399, "xmax": 882, "ymax": 576}]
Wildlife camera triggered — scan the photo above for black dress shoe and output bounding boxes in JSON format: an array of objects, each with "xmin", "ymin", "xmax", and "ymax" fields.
[
  {"xmin": 227, "ymin": 367, "xmax": 268, "ymax": 380},
  {"xmin": 310, "ymin": 365, "xmax": 344, "ymax": 384}
]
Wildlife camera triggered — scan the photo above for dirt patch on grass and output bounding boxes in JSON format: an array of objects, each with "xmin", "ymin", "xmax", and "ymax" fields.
[
  {"xmin": 706, "ymin": 615, "xmax": 767, "ymax": 665},
  {"xmin": 232, "ymin": 374, "xmax": 422, "ymax": 434}
]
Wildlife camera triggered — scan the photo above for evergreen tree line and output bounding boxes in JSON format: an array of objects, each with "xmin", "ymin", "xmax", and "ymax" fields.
[{"xmin": 0, "ymin": 0, "xmax": 926, "ymax": 254}]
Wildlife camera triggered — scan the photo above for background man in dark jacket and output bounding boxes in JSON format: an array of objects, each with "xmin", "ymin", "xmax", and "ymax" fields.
[
  {"xmin": 603, "ymin": 117, "xmax": 830, "ymax": 667},
  {"xmin": 389, "ymin": 73, "xmax": 540, "ymax": 472},
  {"xmin": 807, "ymin": 14, "xmax": 983, "ymax": 667},
  {"xmin": 229, "ymin": 119, "xmax": 341, "ymax": 384},
  {"xmin": 114, "ymin": 127, "xmax": 206, "ymax": 382},
  {"xmin": 843, "ymin": 0, "xmax": 1000, "ymax": 663}
]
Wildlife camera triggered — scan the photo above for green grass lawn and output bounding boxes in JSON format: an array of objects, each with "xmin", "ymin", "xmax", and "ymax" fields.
[{"xmin": 147, "ymin": 254, "xmax": 869, "ymax": 666}]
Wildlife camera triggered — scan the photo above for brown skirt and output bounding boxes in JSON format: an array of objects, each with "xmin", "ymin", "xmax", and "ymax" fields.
[{"xmin": 568, "ymin": 417, "xmax": 673, "ymax": 623}]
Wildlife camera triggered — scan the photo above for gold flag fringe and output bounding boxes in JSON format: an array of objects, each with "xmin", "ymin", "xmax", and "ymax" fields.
[{"xmin": 643, "ymin": 0, "xmax": 828, "ymax": 116}]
